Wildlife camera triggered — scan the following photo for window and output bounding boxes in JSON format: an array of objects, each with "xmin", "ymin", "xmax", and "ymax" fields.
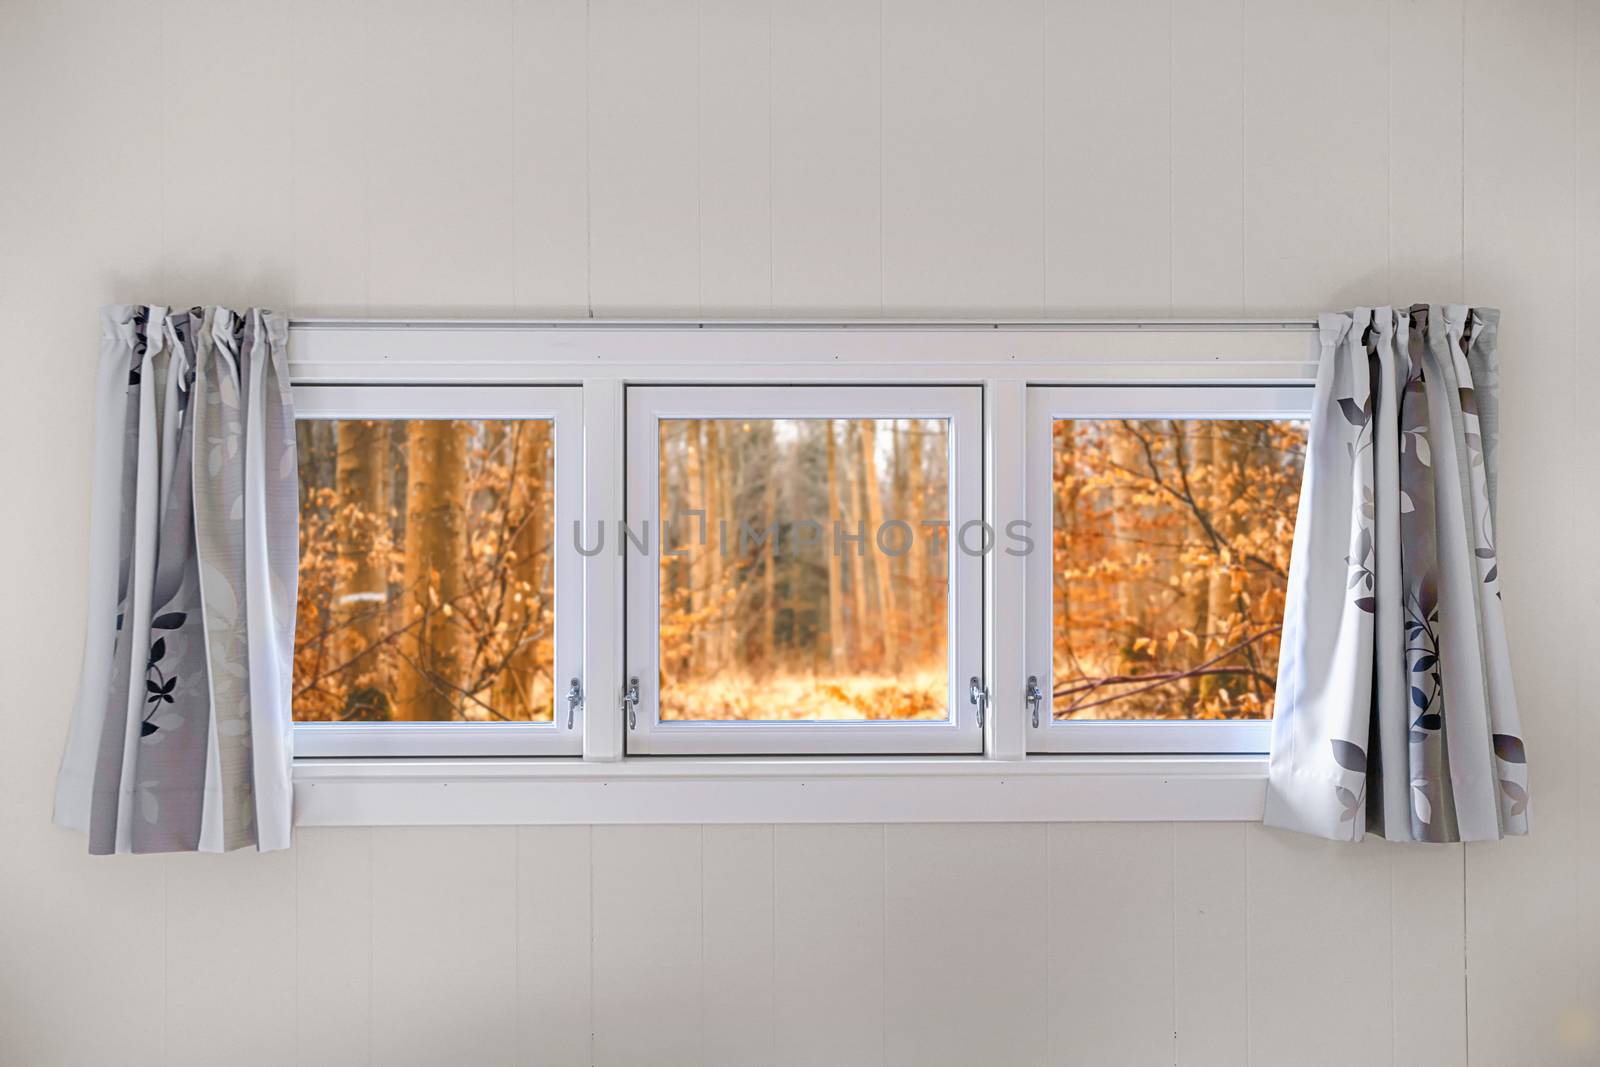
[
  {"xmin": 281, "ymin": 323, "xmax": 1325, "ymax": 824},
  {"xmin": 624, "ymin": 386, "xmax": 984, "ymax": 754},
  {"xmin": 287, "ymin": 380, "xmax": 1310, "ymax": 760},
  {"xmin": 291, "ymin": 386, "xmax": 584, "ymax": 756},
  {"xmin": 1025, "ymin": 386, "xmax": 1312, "ymax": 754}
]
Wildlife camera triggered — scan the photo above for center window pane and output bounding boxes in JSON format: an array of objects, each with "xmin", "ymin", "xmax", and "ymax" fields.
[
  {"xmin": 1052, "ymin": 418, "xmax": 1306, "ymax": 722},
  {"xmin": 657, "ymin": 418, "xmax": 949, "ymax": 722},
  {"xmin": 294, "ymin": 418, "xmax": 556, "ymax": 724}
]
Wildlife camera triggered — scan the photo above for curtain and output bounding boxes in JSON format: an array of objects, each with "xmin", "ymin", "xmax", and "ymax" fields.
[
  {"xmin": 1265, "ymin": 305, "xmax": 1528, "ymax": 843},
  {"xmin": 54, "ymin": 306, "xmax": 299, "ymax": 854}
]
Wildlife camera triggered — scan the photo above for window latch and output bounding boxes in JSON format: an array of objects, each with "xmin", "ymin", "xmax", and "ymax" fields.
[
  {"xmin": 622, "ymin": 676, "xmax": 640, "ymax": 730},
  {"xmin": 1026, "ymin": 675, "xmax": 1043, "ymax": 729},
  {"xmin": 566, "ymin": 678, "xmax": 583, "ymax": 730},
  {"xmin": 968, "ymin": 676, "xmax": 988, "ymax": 730}
]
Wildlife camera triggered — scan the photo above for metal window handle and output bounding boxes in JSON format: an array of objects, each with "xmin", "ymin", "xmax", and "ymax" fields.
[
  {"xmin": 623, "ymin": 676, "xmax": 640, "ymax": 730},
  {"xmin": 969, "ymin": 676, "xmax": 988, "ymax": 730},
  {"xmin": 1026, "ymin": 675, "xmax": 1043, "ymax": 729},
  {"xmin": 566, "ymin": 678, "xmax": 583, "ymax": 730}
]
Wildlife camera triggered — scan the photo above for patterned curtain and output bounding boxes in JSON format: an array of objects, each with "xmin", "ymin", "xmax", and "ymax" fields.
[
  {"xmin": 54, "ymin": 306, "xmax": 299, "ymax": 854},
  {"xmin": 1265, "ymin": 306, "xmax": 1528, "ymax": 842}
]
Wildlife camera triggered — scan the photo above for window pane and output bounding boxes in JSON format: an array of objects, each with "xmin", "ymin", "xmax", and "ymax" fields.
[
  {"xmin": 658, "ymin": 418, "xmax": 949, "ymax": 722},
  {"xmin": 1052, "ymin": 418, "xmax": 1306, "ymax": 721},
  {"xmin": 294, "ymin": 419, "xmax": 555, "ymax": 723}
]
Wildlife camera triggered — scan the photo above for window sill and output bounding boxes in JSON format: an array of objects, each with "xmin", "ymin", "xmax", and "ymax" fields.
[{"xmin": 291, "ymin": 755, "xmax": 1268, "ymax": 826}]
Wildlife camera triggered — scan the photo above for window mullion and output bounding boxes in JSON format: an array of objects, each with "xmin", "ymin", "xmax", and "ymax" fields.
[
  {"xmin": 581, "ymin": 378, "xmax": 626, "ymax": 762},
  {"xmin": 985, "ymin": 379, "xmax": 1029, "ymax": 760}
]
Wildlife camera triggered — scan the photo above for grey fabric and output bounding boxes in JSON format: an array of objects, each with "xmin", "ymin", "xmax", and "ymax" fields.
[
  {"xmin": 54, "ymin": 306, "xmax": 298, "ymax": 854},
  {"xmin": 1264, "ymin": 305, "xmax": 1527, "ymax": 842}
]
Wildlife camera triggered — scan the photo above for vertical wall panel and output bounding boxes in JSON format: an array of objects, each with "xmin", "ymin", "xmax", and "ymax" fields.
[
  {"xmin": 366, "ymin": 0, "xmax": 517, "ymax": 313},
  {"xmin": 1245, "ymin": 828, "xmax": 1392, "ymax": 1066},
  {"xmin": 1577, "ymin": 4, "xmax": 1600, "ymax": 1061},
  {"xmin": 516, "ymin": 826, "xmax": 593, "ymax": 1067},
  {"xmin": 297, "ymin": 828, "xmax": 373, "ymax": 1065},
  {"xmin": 882, "ymin": 0, "xmax": 1044, "ymax": 315},
  {"xmin": 1242, "ymin": 0, "xmax": 1389, "ymax": 314},
  {"xmin": 1171, "ymin": 0, "xmax": 1246, "ymax": 315},
  {"xmin": 289, "ymin": 0, "xmax": 368, "ymax": 316},
  {"xmin": 1387, "ymin": 0, "xmax": 1465, "ymax": 303},
  {"xmin": 702, "ymin": 826, "xmax": 777, "ymax": 1067},
  {"xmin": 1043, "ymin": 0, "xmax": 1170, "ymax": 314},
  {"xmin": 699, "ymin": 0, "xmax": 773, "ymax": 316},
  {"xmin": 774, "ymin": 825, "xmax": 885, "ymax": 1067},
  {"xmin": 1462, "ymin": 1, "xmax": 1582, "ymax": 1064},
  {"xmin": 1046, "ymin": 823, "xmax": 1175, "ymax": 1065},
  {"xmin": 587, "ymin": 0, "xmax": 700, "ymax": 315},
  {"xmin": 592, "ymin": 825, "xmax": 704, "ymax": 1067},
  {"xmin": 165, "ymin": 850, "xmax": 298, "ymax": 1066},
  {"xmin": 884, "ymin": 824, "xmax": 1048, "ymax": 1067},
  {"xmin": 1173, "ymin": 823, "xmax": 1247, "ymax": 1067},
  {"xmin": 770, "ymin": 0, "xmax": 881, "ymax": 313},
  {"xmin": 1390, "ymin": 846, "xmax": 1467, "ymax": 1065},
  {"xmin": 370, "ymin": 828, "xmax": 519, "ymax": 1066},
  {"xmin": 0, "ymin": 849, "xmax": 166, "ymax": 1067},
  {"xmin": 161, "ymin": 0, "xmax": 295, "ymax": 310},
  {"xmin": 512, "ymin": 0, "xmax": 591, "ymax": 315},
  {"xmin": 0, "ymin": 0, "xmax": 158, "ymax": 581}
]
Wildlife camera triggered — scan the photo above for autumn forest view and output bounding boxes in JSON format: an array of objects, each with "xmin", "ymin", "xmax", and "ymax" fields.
[
  {"xmin": 295, "ymin": 418, "xmax": 556, "ymax": 724},
  {"xmin": 1052, "ymin": 419, "xmax": 1305, "ymax": 721},
  {"xmin": 292, "ymin": 413, "xmax": 1305, "ymax": 725},
  {"xmin": 658, "ymin": 418, "xmax": 950, "ymax": 722}
]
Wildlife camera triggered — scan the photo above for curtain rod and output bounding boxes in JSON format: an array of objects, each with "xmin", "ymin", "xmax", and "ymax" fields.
[{"xmin": 286, "ymin": 317, "xmax": 1320, "ymax": 333}]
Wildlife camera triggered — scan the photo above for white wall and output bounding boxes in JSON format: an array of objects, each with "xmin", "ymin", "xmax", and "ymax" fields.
[{"xmin": 0, "ymin": 1, "xmax": 1595, "ymax": 1064}]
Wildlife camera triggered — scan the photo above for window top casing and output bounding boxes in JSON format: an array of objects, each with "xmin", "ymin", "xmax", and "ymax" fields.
[{"xmin": 286, "ymin": 317, "xmax": 1318, "ymax": 388}]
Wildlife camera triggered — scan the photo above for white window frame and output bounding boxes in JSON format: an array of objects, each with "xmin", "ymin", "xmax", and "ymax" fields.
[
  {"xmin": 1024, "ymin": 384, "xmax": 1314, "ymax": 755},
  {"xmin": 624, "ymin": 385, "xmax": 985, "ymax": 755},
  {"xmin": 280, "ymin": 318, "xmax": 1322, "ymax": 824},
  {"xmin": 291, "ymin": 384, "xmax": 585, "ymax": 757}
]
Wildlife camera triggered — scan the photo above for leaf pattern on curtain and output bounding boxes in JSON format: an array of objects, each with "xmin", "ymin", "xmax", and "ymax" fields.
[
  {"xmin": 1340, "ymin": 376, "xmax": 1378, "ymax": 618},
  {"xmin": 1264, "ymin": 306, "xmax": 1527, "ymax": 843},
  {"xmin": 1331, "ymin": 738, "xmax": 1367, "ymax": 825},
  {"xmin": 53, "ymin": 305, "xmax": 298, "ymax": 854}
]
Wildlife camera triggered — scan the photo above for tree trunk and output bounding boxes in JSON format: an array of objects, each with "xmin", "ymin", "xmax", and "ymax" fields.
[
  {"xmin": 298, "ymin": 420, "xmax": 337, "ymax": 519},
  {"xmin": 857, "ymin": 420, "xmax": 897, "ymax": 671},
  {"xmin": 903, "ymin": 422, "xmax": 927, "ymax": 666},
  {"xmin": 1208, "ymin": 422, "xmax": 1266, "ymax": 710},
  {"xmin": 1109, "ymin": 422, "xmax": 1145, "ymax": 680},
  {"xmin": 395, "ymin": 419, "xmax": 468, "ymax": 721},
  {"xmin": 698, "ymin": 421, "xmax": 722, "ymax": 674},
  {"xmin": 713, "ymin": 420, "xmax": 737, "ymax": 670},
  {"xmin": 494, "ymin": 420, "xmax": 552, "ymax": 720},
  {"xmin": 889, "ymin": 423, "xmax": 909, "ymax": 664},
  {"xmin": 333, "ymin": 419, "xmax": 390, "ymax": 719},
  {"xmin": 1052, "ymin": 419, "xmax": 1077, "ymax": 674},
  {"xmin": 845, "ymin": 422, "xmax": 873, "ymax": 669},
  {"xmin": 675, "ymin": 419, "xmax": 700, "ymax": 675},
  {"xmin": 1196, "ymin": 422, "xmax": 1232, "ymax": 708},
  {"xmin": 761, "ymin": 426, "xmax": 778, "ymax": 671},
  {"xmin": 824, "ymin": 423, "xmax": 847, "ymax": 671}
]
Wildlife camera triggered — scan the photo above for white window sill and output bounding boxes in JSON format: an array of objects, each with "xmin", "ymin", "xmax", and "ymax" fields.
[{"xmin": 291, "ymin": 755, "xmax": 1268, "ymax": 827}]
